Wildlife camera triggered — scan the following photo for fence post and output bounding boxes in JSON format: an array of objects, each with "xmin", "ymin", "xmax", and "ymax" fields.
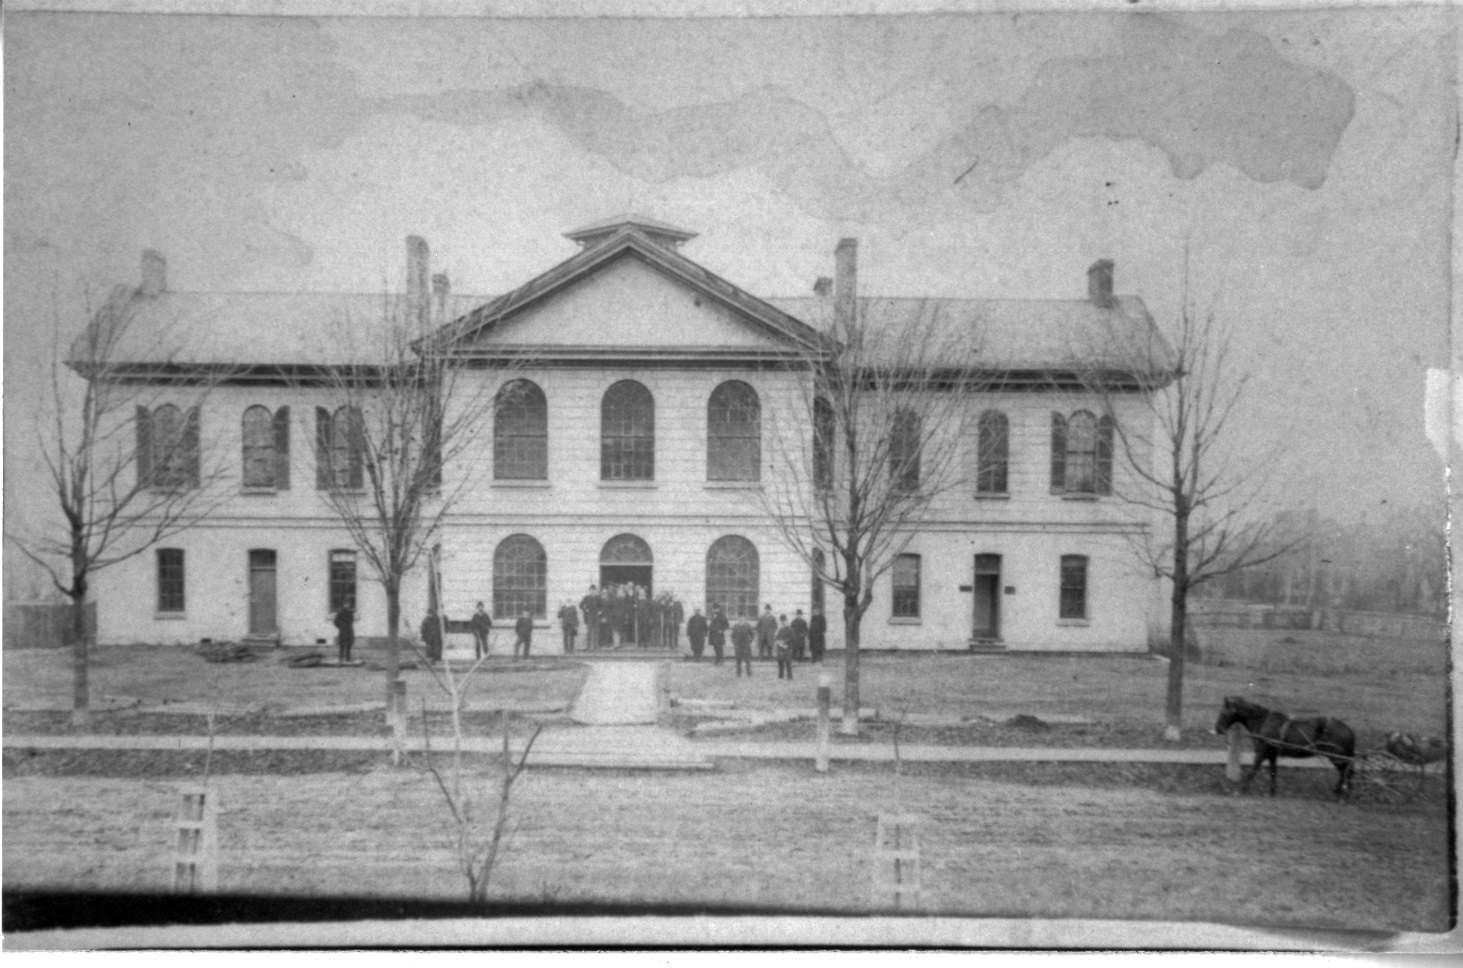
[
  {"xmin": 390, "ymin": 680, "xmax": 408, "ymax": 765},
  {"xmin": 815, "ymin": 672, "xmax": 831, "ymax": 773}
]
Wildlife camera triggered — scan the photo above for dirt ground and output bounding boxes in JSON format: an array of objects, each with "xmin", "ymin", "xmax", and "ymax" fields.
[{"xmin": 3, "ymin": 762, "xmax": 1449, "ymax": 933}]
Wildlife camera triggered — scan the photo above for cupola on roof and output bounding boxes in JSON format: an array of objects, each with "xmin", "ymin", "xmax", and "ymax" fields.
[{"xmin": 563, "ymin": 213, "xmax": 698, "ymax": 250}]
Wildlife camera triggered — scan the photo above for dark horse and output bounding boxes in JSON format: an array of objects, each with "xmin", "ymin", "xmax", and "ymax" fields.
[{"xmin": 1214, "ymin": 696, "xmax": 1356, "ymax": 799}]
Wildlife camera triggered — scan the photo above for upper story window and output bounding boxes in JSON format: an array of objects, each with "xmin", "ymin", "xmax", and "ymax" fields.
[
  {"xmin": 976, "ymin": 410, "xmax": 1009, "ymax": 495},
  {"xmin": 315, "ymin": 406, "xmax": 364, "ymax": 490},
  {"xmin": 242, "ymin": 405, "xmax": 291, "ymax": 490},
  {"xmin": 601, "ymin": 380, "xmax": 654, "ymax": 481},
  {"xmin": 889, "ymin": 408, "xmax": 922, "ymax": 493},
  {"xmin": 1059, "ymin": 554, "xmax": 1089, "ymax": 620},
  {"xmin": 892, "ymin": 553, "xmax": 921, "ymax": 619},
  {"xmin": 494, "ymin": 379, "xmax": 548, "ymax": 480},
  {"xmin": 707, "ymin": 381, "xmax": 761, "ymax": 482},
  {"xmin": 1050, "ymin": 410, "xmax": 1113, "ymax": 495},
  {"xmin": 813, "ymin": 396, "xmax": 835, "ymax": 490},
  {"xmin": 136, "ymin": 404, "xmax": 200, "ymax": 490}
]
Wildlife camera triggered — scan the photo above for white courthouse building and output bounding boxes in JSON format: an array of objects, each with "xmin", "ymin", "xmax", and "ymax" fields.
[{"xmin": 83, "ymin": 215, "xmax": 1172, "ymax": 654}]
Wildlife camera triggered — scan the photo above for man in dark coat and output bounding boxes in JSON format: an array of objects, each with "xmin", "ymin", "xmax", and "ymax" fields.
[
  {"xmin": 790, "ymin": 609, "xmax": 809, "ymax": 662},
  {"xmin": 686, "ymin": 607, "xmax": 708, "ymax": 660},
  {"xmin": 670, "ymin": 598, "xmax": 685, "ymax": 651},
  {"xmin": 708, "ymin": 606, "xmax": 729, "ymax": 665},
  {"xmin": 514, "ymin": 611, "xmax": 534, "ymax": 660},
  {"xmin": 333, "ymin": 600, "xmax": 355, "ymax": 663},
  {"xmin": 580, "ymin": 585, "xmax": 601, "ymax": 650},
  {"xmin": 774, "ymin": 614, "xmax": 794, "ymax": 680},
  {"xmin": 756, "ymin": 605, "xmax": 778, "ymax": 660},
  {"xmin": 469, "ymin": 601, "xmax": 492, "ymax": 659},
  {"xmin": 731, "ymin": 617, "xmax": 755, "ymax": 677},
  {"xmin": 558, "ymin": 600, "xmax": 579, "ymax": 654},
  {"xmin": 808, "ymin": 608, "xmax": 827, "ymax": 664},
  {"xmin": 420, "ymin": 610, "xmax": 443, "ymax": 663}
]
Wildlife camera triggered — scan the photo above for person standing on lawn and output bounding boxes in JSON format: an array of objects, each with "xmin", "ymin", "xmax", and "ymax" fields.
[
  {"xmin": 708, "ymin": 605, "xmax": 729, "ymax": 665},
  {"xmin": 558, "ymin": 600, "xmax": 579, "ymax": 654},
  {"xmin": 469, "ymin": 601, "xmax": 492, "ymax": 659},
  {"xmin": 686, "ymin": 607, "xmax": 708, "ymax": 660},
  {"xmin": 333, "ymin": 599, "xmax": 355, "ymax": 663},
  {"xmin": 420, "ymin": 609, "xmax": 443, "ymax": 663},
  {"xmin": 756, "ymin": 604, "xmax": 777, "ymax": 660},
  {"xmin": 581, "ymin": 585, "xmax": 601, "ymax": 651},
  {"xmin": 670, "ymin": 597, "xmax": 685, "ymax": 651},
  {"xmin": 808, "ymin": 607, "xmax": 827, "ymax": 664},
  {"xmin": 514, "ymin": 611, "xmax": 534, "ymax": 659},
  {"xmin": 731, "ymin": 617, "xmax": 755, "ymax": 677},
  {"xmin": 774, "ymin": 614, "xmax": 794, "ymax": 680},
  {"xmin": 790, "ymin": 609, "xmax": 809, "ymax": 662}
]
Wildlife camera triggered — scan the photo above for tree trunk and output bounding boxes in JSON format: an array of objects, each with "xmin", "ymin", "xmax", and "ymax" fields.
[
  {"xmin": 384, "ymin": 579, "xmax": 401, "ymax": 710},
  {"xmin": 840, "ymin": 592, "xmax": 861, "ymax": 736},
  {"xmin": 70, "ymin": 588, "xmax": 90, "ymax": 728},
  {"xmin": 1163, "ymin": 515, "xmax": 1190, "ymax": 742}
]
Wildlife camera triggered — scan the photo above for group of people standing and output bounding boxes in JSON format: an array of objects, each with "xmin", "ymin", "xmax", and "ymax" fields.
[
  {"xmin": 686, "ymin": 603, "xmax": 827, "ymax": 679},
  {"xmin": 576, "ymin": 584, "xmax": 685, "ymax": 651}
]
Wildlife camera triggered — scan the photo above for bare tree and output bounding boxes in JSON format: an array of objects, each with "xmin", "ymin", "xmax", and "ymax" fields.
[
  {"xmin": 415, "ymin": 556, "xmax": 542, "ymax": 903},
  {"xmin": 8, "ymin": 278, "xmax": 232, "ymax": 726},
  {"xmin": 760, "ymin": 239, "xmax": 988, "ymax": 735},
  {"xmin": 302, "ymin": 237, "xmax": 510, "ymax": 713},
  {"xmin": 1076, "ymin": 267, "xmax": 1297, "ymax": 740}
]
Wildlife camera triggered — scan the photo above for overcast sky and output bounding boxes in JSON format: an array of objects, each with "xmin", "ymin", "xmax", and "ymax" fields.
[{"xmin": 4, "ymin": 4, "xmax": 1453, "ymax": 544}]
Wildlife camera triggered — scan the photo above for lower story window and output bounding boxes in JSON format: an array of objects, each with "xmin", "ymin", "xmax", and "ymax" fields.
[
  {"xmin": 892, "ymin": 553, "xmax": 920, "ymax": 619},
  {"xmin": 494, "ymin": 534, "xmax": 547, "ymax": 620},
  {"xmin": 329, "ymin": 549, "xmax": 357, "ymax": 614},
  {"xmin": 1060, "ymin": 554, "xmax": 1089, "ymax": 620},
  {"xmin": 157, "ymin": 548, "xmax": 185, "ymax": 613}
]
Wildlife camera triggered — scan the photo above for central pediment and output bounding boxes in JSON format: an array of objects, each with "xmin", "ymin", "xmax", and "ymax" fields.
[{"xmin": 435, "ymin": 225, "xmax": 828, "ymax": 364}]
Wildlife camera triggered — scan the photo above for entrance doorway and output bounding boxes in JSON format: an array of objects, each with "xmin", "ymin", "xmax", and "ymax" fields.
[
  {"xmin": 599, "ymin": 564, "xmax": 652, "ymax": 596},
  {"xmin": 599, "ymin": 534, "xmax": 654, "ymax": 647},
  {"xmin": 248, "ymin": 549, "xmax": 278, "ymax": 636},
  {"xmin": 972, "ymin": 553, "xmax": 1000, "ymax": 641}
]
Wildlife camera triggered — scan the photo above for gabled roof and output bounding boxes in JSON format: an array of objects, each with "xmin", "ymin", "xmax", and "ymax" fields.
[
  {"xmin": 766, "ymin": 294, "xmax": 1175, "ymax": 384},
  {"xmin": 434, "ymin": 226, "xmax": 829, "ymax": 357}
]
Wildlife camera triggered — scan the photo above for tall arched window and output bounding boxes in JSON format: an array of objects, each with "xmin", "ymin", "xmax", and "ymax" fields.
[
  {"xmin": 707, "ymin": 381, "xmax": 761, "ymax": 481},
  {"xmin": 976, "ymin": 410, "xmax": 1009, "ymax": 494},
  {"xmin": 316, "ymin": 406, "xmax": 364, "ymax": 489},
  {"xmin": 601, "ymin": 380, "xmax": 654, "ymax": 481},
  {"xmin": 1050, "ymin": 410, "xmax": 1113, "ymax": 495},
  {"xmin": 889, "ymin": 408, "xmax": 921, "ymax": 493},
  {"xmin": 706, "ymin": 535, "xmax": 759, "ymax": 620},
  {"xmin": 493, "ymin": 534, "xmax": 547, "ymax": 620},
  {"xmin": 137, "ymin": 403, "xmax": 199, "ymax": 490},
  {"xmin": 494, "ymin": 379, "xmax": 548, "ymax": 480},
  {"xmin": 813, "ymin": 396, "xmax": 835, "ymax": 490},
  {"xmin": 242, "ymin": 405, "xmax": 290, "ymax": 489}
]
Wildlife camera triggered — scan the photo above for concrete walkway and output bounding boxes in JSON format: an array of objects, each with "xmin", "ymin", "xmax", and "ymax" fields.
[{"xmin": 568, "ymin": 660, "xmax": 662, "ymax": 725}]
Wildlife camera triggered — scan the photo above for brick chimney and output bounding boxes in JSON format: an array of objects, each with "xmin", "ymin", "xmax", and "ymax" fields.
[
  {"xmin": 813, "ymin": 276, "xmax": 832, "ymax": 297},
  {"xmin": 139, "ymin": 249, "xmax": 167, "ymax": 297},
  {"xmin": 1087, "ymin": 258, "xmax": 1115, "ymax": 309},
  {"xmin": 432, "ymin": 272, "xmax": 451, "ymax": 324},
  {"xmin": 834, "ymin": 239, "xmax": 857, "ymax": 332},
  {"xmin": 406, "ymin": 235, "xmax": 430, "ymax": 327}
]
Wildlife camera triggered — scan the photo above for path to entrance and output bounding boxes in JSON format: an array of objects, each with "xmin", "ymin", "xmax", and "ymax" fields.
[{"xmin": 568, "ymin": 660, "xmax": 661, "ymax": 725}]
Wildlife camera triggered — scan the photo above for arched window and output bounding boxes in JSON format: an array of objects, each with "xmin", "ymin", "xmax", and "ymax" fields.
[
  {"xmin": 137, "ymin": 403, "xmax": 199, "ymax": 490},
  {"xmin": 707, "ymin": 381, "xmax": 761, "ymax": 481},
  {"xmin": 315, "ymin": 406, "xmax": 364, "ymax": 489},
  {"xmin": 976, "ymin": 410, "xmax": 1009, "ymax": 495},
  {"xmin": 601, "ymin": 380, "xmax": 654, "ymax": 481},
  {"xmin": 1050, "ymin": 410, "xmax": 1113, "ymax": 495},
  {"xmin": 813, "ymin": 396, "xmax": 834, "ymax": 490},
  {"xmin": 493, "ymin": 534, "xmax": 547, "ymax": 620},
  {"xmin": 242, "ymin": 405, "xmax": 290, "ymax": 489},
  {"xmin": 706, "ymin": 535, "xmax": 759, "ymax": 620},
  {"xmin": 889, "ymin": 408, "xmax": 921, "ymax": 493},
  {"xmin": 494, "ymin": 380, "xmax": 548, "ymax": 480}
]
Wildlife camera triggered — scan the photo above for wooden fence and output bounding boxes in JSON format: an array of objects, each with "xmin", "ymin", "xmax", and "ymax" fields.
[
  {"xmin": 3, "ymin": 601, "xmax": 95, "ymax": 650},
  {"xmin": 1190, "ymin": 601, "xmax": 1445, "ymax": 641}
]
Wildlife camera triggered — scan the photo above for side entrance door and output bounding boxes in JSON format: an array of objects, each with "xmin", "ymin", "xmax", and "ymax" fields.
[
  {"xmin": 972, "ymin": 554, "xmax": 1001, "ymax": 641},
  {"xmin": 248, "ymin": 549, "xmax": 278, "ymax": 636}
]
